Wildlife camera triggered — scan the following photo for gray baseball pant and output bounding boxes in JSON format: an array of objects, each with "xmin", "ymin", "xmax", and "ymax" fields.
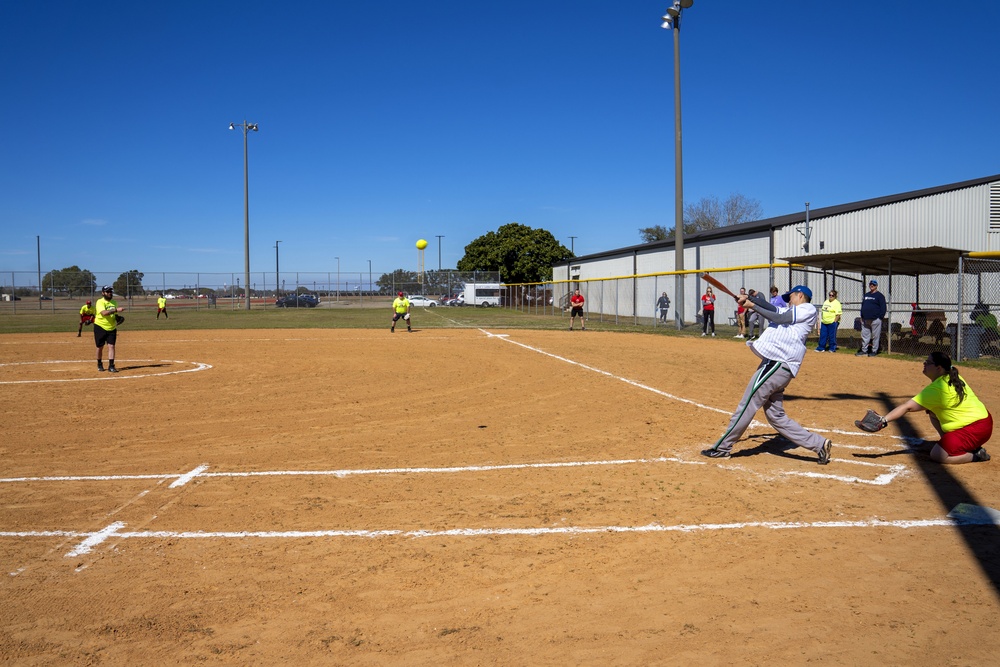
[
  {"xmin": 860, "ymin": 318, "xmax": 882, "ymax": 353},
  {"xmin": 713, "ymin": 359, "xmax": 827, "ymax": 454}
]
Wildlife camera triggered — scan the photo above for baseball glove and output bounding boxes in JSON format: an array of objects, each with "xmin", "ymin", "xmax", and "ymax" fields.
[
  {"xmin": 115, "ymin": 314, "xmax": 125, "ymax": 325},
  {"xmin": 855, "ymin": 409, "xmax": 887, "ymax": 433}
]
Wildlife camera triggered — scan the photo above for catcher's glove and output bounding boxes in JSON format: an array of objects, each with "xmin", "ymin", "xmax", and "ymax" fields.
[
  {"xmin": 855, "ymin": 409, "xmax": 887, "ymax": 433},
  {"xmin": 115, "ymin": 314, "xmax": 125, "ymax": 325}
]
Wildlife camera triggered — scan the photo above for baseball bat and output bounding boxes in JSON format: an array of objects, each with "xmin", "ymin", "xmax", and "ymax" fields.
[{"xmin": 701, "ymin": 273, "xmax": 739, "ymax": 300}]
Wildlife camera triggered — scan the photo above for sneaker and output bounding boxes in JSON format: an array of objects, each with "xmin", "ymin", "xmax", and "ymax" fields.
[
  {"xmin": 711, "ymin": 333, "xmax": 716, "ymax": 337},
  {"xmin": 407, "ymin": 327, "xmax": 412, "ymax": 333},
  {"xmin": 582, "ymin": 326, "xmax": 586, "ymax": 331},
  {"xmin": 701, "ymin": 332, "xmax": 707, "ymax": 337},
  {"xmin": 108, "ymin": 367, "xmax": 119, "ymax": 373},
  {"xmin": 814, "ymin": 348, "xmax": 825, "ymax": 353},
  {"xmin": 390, "ymin": 327, "xmax": 394, "ymax": 333},
  {"xmin": 734, "ymin": 334, "xmax": 745, "ymax": 338},
  {"xmin": 97, "ymin": 364, "xmax": 105, "ymax": 372},
  {"xmin": 818, "ymin": 439, "xmax": 832, "ymax": 465},
  {"xmin": 701, "ymin": 447, "xmax": 731, "ymax": 459},
  {"xmin": 868, "ymin": 352, "xmax": 877, "ymax": 357},
  {"xmin": 855, "ymin": 350, "xmax": 867, "ymax": 357},
  {"xmin": 973, "ymin": 447, "xmax": 990, "ymax": 462}
]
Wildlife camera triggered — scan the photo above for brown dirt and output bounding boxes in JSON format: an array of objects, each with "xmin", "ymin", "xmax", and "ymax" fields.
[{"xmin": 1, "ymin": 328, "xmax": 998, "ymax": 665}]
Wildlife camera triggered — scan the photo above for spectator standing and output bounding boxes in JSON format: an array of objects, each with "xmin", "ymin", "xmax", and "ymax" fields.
[
  {"xmin": 735, "ymin": 287, "xmax": 747, "ymax": 338},
  {"xmin": 569, "ymin": 289, "xmax": 586, "ymax": 330},
  {"xmin": 77, "ymin": 300, "xmax": 96, "ymax": 337},
  {"xmin": 701, "ymin": 287, "xmax": 716, "ymax": 336},
  {"xmin": 745, "ymin": 289, "xmax": 762, "ymax": 339},
  {"xmin": 656, "ymin": 292, "xmax": 671, "ymax": 323},
  {"xmin": 857, "ymin": 279, "xmax": 887, "ymax": 356},
  {"xmin": 765, "ymin": 286, "xmax": 784, "ymax": 330},
  {"xmin": 816, "ymin": 289, "xmax": 843, "ymax": 352}
]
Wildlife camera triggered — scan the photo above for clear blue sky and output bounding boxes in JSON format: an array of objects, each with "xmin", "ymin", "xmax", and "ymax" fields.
[{"xmin": 3, "ymin": 1, "xmax": 999, "ymax": 277}]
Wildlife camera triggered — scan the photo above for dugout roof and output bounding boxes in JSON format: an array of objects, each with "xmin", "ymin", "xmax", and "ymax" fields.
[{"xmin": 779, "ymin": 246, "xmax": 968, "ymax": 277}]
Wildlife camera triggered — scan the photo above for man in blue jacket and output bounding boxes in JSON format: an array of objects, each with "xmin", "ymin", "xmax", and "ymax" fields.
[{"xmin": 857, "ymin": 279, "xmax": 887, "ymax": 357}]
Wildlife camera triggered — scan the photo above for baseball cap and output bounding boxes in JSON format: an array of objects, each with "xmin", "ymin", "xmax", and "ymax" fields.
[
  {"xmin": 869, "ymin": 279, "xmax": 878, "ymax": 285},
  {"xmin": 86, "ymin": 300, "xmax": 92, "ymax": 305},
  {"xmin": 101, "ymin": 285, "xmax": 113, "ymax": 292},
  {"xmin": 781, "ymin": 285, "xmax": 813, "ymax": 302},
  {"xmin": 398, "ymin": 291, "xmax": 404, "ymax": 297}
]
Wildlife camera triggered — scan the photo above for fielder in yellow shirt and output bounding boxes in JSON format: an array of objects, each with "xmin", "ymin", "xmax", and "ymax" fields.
[
  {"xmin": 93, "ymin": 285, "xmax": 125, "ymax": 373},
  {"xmin": 815, "ymin": 289, "xmax": 842, "ymax": 352},
  {"xmin": 391, "ymin": 291, "xmax": 411, "ymax": 333},
  {"xmin": 156, "ymin": 294, "xmax": 168, "ymax": 319},
  {"xmin": 77, "ymin": 300, "xmax": 96, "ymax": 337}
]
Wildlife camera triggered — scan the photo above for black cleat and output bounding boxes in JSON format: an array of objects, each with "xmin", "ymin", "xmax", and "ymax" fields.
[
  {"xmin": 108, "ymin": 367, "xmax": 119, "ymax": 373},
  {"xmin": 97, "ymin": 365, "xmax": 105, "ymax": 372},
  {"xmin": 973, "ymin": 447, "xmax": 990, "ymax": 462},
  {"xmin": 818, "ymin": 439, "xmax": 832, "ymax": 465},
  {"xmin": 701, "ymin": 447, "xmax": 730, "ymax": 459}
]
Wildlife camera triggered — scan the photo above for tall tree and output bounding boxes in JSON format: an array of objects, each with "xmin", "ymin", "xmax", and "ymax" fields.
[
  {"xmin": 41, "ymin": 266, "xmax": 96, "ymax": 297},
  {"xmin": 114, "ymin": 270, "xmax": 145, "ymax": 297},
  {"xmin": 640, "ymin": 193, "xmax": 763, "ymax": 242},
  {"xmin": 457, "ymin": 223, "xmax": 572, "ymax": 284}
]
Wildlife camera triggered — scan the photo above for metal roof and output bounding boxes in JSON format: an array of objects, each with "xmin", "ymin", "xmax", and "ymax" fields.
[{"xmin": 779, "ymin": 246, "xmax": 965, "ymax": 277}]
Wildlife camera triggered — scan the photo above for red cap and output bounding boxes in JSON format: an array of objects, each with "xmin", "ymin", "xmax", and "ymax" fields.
[
  {"xmin": 86, "ymin": 300, "xmax": 92, "ymax": 305},
  {"xmin": 398, "ymin": 291, "xmax": 404, "ymax": 297}
]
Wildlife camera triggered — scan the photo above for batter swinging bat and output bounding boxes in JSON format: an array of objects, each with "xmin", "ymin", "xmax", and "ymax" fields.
[{"xmin": 701, "ymin": 273, "xmax": 739, "ymax": 300}]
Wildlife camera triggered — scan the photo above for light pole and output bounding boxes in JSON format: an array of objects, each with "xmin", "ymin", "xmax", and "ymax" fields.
[
  {"xmin": 335, "ymin": 256, "xmax": 340, "ymax": 302},
  {"xmin": 662, "ymin": 0, "xmax": 693, "ymax": 330},
  {"xmin": 274, "ymin": 241, "xmax": 282, "ymax": 298},
  {"xmin": 229, "ymin": 119, "xmax": 259, "ymax": 310},
  {"xmin": 436, "ymin": 235, "xmax": 444, "ymax": 271},
  {"xmin": 367, "ymin": 259, "xmax": 372, "ymax": 301},
  {"xmin": 569, "ymin": 236, "xmax": 577, "ymax": 255}
]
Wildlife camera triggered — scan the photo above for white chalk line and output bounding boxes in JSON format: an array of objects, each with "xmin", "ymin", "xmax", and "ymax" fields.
[
  {"xmin": 0, "ymin": 452, "xmax": 902, "ymax": 487},
  {"xmin": 4, "ymin": 514, "xmax": 995, "ymax": 563},
  {"xmin": 0, "ymin": 359, "xmax": 211, "ymax": 384}
]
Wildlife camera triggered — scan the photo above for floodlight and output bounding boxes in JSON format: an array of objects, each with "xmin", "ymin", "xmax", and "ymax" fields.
[
  {"xmin": 229, "ymin": 123, "xmax": 235, "ymax": 130},
  {"xmin": 680, "ymin": 0, "xmax": 694, "ymax": 8}
]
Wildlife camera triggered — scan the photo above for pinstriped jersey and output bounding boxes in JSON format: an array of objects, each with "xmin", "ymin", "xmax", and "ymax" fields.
[{"xmin": 747, "ymin": 302, "xmax": 817, "ymax": 377}]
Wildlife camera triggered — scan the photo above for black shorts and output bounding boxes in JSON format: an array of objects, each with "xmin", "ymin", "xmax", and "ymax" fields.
[
  {"xmin": 571, "ymin": 306, "xmax": 584, "ymax": 317},
  {"xmin": 94, "ymin": 326, "xmax": 117, "ymax": 347},
  {"xmin": 392, "ymin": 312, "xmax": 409, "ymax": 322}
]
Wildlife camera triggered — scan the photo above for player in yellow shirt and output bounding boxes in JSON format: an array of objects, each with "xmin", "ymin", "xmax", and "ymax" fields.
[
  {"xmin": 156, "ymin": 294, "xmax": 168, "ymax": 319},
  {"xmin": 77, "ymin": 300, "xmax": 96, "ymax": 337},
  {"xmin": 879, "ymin": 352, "xmax": 992, "ymax": 464},
  {"xmin": 93, "ymin": 285, "xmax": 126, "ymax": 373},
  {"xmin": 391, "ymin": 291, "xmax": 411, "ymax": 333}
]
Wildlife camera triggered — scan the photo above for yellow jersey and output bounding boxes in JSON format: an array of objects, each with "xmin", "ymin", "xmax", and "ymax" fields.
[
  {"xmin": 79, "ymin": 304, "xmax": 96, "ymax": 317},
  {"xmin": 94, "ymin": 297, "xmax": 119, "ymax": 331},
  {"xmin": 820, "ymin": 298, "xmax": 842, "ymax": 325},
  {"xmin": 913, "ymin": 374, "xmax": 989, "ymax": 432},
  {"xmin": 393, "ymin": 297, "xmax": 410, "ymax": 314},
  {"xmin": 157, "ymin": 297, "xmax": 166, "ymax": 309}
]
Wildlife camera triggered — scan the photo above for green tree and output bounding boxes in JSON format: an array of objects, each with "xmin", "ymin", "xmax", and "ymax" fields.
[
  {"xmin": 41, "ymin": 266, "xmax": 96, "ymax": 297},
  {"xmin": 457, "ymin": 223, "xmax": 572, "ymax": 284},
  {"xmin": 640, "ymin": 193, "xmax": 763, "ymax": 242},
  {"xmin": 376, "ymin": 269, "xmax": 419, "ymax": 294},
  {"xmin": 114, "ymin": 270, "xmax": 145, "ymax": 297}
]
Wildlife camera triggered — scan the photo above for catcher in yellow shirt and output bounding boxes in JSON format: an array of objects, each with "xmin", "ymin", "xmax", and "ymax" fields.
[
  {"xmin": 391, "ymin": 291, "xmax": 411, "ymax": 333},
  {"xmin": 93, "ymin": 285, "xmax": 126, "ymax": 373}
]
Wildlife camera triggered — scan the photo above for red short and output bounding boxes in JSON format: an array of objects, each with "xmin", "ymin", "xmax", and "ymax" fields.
[
  {"xmin": 939, "ymin": 413, "xmax": 993, "ymax": 457},
  {"xmin": 80, "ymin": 315, "xmax": 94, "ymax": 324}
]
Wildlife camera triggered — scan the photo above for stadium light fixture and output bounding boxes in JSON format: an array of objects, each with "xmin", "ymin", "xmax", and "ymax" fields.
[{"xmin": 229, "ymin": 119, "xmax": 259, "ymax": 310}]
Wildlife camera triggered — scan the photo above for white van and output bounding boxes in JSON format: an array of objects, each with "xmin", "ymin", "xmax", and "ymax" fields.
[{"xmin": 463, "ymin": 282, "xmax": 501, "ymax": 307}]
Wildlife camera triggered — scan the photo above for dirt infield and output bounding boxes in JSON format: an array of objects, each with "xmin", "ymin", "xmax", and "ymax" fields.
[{"xmin": 2, "ymin": 328, "xmax": 998, "ymax": 665}]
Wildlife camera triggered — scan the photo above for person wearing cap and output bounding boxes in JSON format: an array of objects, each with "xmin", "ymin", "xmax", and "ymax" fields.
[
  {"xmin": 857, "ymin": 279, "xmax": 887, "ymax": 357},
  {"xmin": 156, "ymin": 293, "xmax": 168, "ymax": 319},
  {"xmin": 815, "ymin": 289, "xmax": 842, "ymax": 352},
  {"xmin": 701, "ymin": 285, "xmax": 832, "ymax": 465},
  {"xmin": 93, "ymin": 285, "xmax": 125, "ymax": 372},
  {"xmin": 391, "ymin": 291, "xmax": 411, "ymax": 333},
  {"xmin": 77, "ymin": 300, "xmax": 96, "ymax": 337}
]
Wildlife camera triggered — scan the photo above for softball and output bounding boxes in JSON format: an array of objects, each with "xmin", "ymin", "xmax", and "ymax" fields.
[{"xmin": 416, "ymin": 239, "xmax": 428, "ymax": 250}]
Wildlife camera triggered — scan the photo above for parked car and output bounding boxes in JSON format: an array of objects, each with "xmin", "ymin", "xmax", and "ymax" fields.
[
  {"xmin": 39, "ymin": 295, "xmax": 52, "ymax": 300},
  {"xmin": 275, "ymin": 294, "xmax": 319, "ymax": 308},
  {"xmin": 407, "ymin": 295, "xmax": 437, "ymax": 307}
]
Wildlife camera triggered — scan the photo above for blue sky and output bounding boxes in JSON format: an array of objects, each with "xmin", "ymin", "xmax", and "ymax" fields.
[{"xmin": 2, "ymin": 0, "xmax": 999, "ymax": 278}]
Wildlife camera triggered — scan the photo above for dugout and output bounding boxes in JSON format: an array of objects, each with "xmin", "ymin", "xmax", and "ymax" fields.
[{"xmin": 782, "ymin": 246, "xmax": 1000, "ymax": 360}]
